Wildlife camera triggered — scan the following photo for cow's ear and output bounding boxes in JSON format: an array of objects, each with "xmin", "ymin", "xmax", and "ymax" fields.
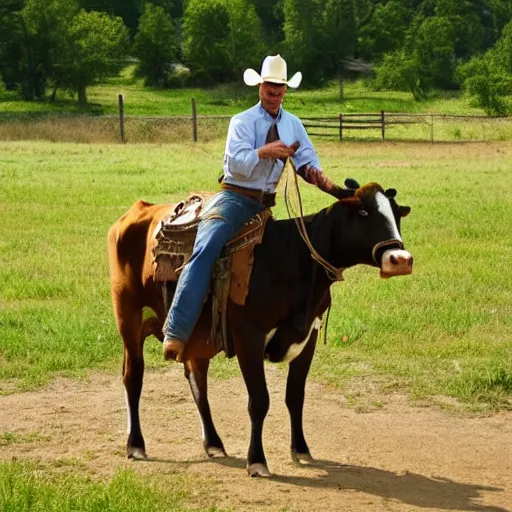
[
  {"xmin": 400, "ymin": 206, "xmax": 411, "ymax": 217},
  {"xmin": 345, "ymin": 178, "xmax": 360, "ymax": 190},
  {"xmin": 385, "ymin": 188, "xmax": 397, "ymax": 198}
]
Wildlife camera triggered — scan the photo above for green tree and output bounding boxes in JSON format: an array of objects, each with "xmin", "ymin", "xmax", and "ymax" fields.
[
  {"xmin": 133, "ymin": 3, "xmax": 177, "ymax": 86},
  {"xmin": 23, "ymin": 0, "xmax": 80, "ymax": 101},
  {"xmin": 79, "ymin": 0, "xmax": 142, "ymax": 34},
  {"xmin": 0, "ymin": 0, "xmax": 27, "ymax": 95},
  {"xmin": 457, "ymin": 21, "xmax": 512, "ymax": 115},
  {"xmin": 323, "ymin": 0, "xmax": 357, "ymax": 98},
  {"xmin": 59, "ymin": 9, "xmax": 129, "ymax": 104},
  {"xmin": 182, "ymin": 0, "xmax": 263, "ymax": 84},
  {"xmin": 282, "ymin": 0, "xmax": 326, "ymax": 86},
  {"xmin": 358, "ymin": 0, "xmax": 412, "ymax": 62},
  {"xmin": 251, "ymin": 0, "xmax": 284, "ymax": 44},
  {"xmin": 374, "ymin": 14, "xmax": 456, "ymax": 98}
]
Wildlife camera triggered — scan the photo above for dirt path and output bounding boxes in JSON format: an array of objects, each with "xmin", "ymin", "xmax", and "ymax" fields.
[{"xmin": 1, "ymin": 365, "xmax": 511, "ymax": 511}]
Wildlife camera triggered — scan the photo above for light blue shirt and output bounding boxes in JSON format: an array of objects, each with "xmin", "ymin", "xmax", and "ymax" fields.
[{"xmin": 223, "ymin": 102, "xmax": 321, "ymax": 193}]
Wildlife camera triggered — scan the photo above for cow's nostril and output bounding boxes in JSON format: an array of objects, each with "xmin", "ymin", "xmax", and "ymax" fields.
[{"xmin": 390, "ymin": 255, "xmax": 398, "ymax": 264}]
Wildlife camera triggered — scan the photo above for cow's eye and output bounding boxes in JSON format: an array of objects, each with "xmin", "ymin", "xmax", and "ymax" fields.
[{"xmin": 358, "ymin": 209, "xmax": 368, "ymax": 217}]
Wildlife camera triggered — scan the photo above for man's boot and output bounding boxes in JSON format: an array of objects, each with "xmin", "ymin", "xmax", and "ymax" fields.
[{"xmin": 163, "ymin": 338, "xmax": 185, "ymax": 362}]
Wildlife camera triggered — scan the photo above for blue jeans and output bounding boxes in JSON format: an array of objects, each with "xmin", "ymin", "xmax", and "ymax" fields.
[{"xmin": 164, "ymin": 191, "xmax": 265, "ymax": 343}]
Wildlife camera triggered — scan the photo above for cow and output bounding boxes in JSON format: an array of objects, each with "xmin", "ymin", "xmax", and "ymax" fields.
[{"xmin": 107, "ymin": 181, "xmax": 413, "ymax": 477}]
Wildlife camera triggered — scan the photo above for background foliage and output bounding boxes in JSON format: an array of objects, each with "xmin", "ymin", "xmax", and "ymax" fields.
[{"xmin": 0, "ymin": 0, "xmax": 511, "ymax": 110}]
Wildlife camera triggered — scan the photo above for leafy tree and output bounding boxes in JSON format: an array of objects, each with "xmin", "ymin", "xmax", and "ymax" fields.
[
  {"xmin": 0, "ymin": 0, "xmax": 27, "ymax": 94},
  {"xmin": 323, "ymin": 0, "xmax": 357, "ymax": 98},
  {"xmin": 435, "ymin": 0, "xmax": 484, "ymax": 58},
  {"xmin": 59, "ymin": 10, "xmax": 129, "ymax": 104},
  {"xmin": 23, "ymin": 0, "xmax": 80, "ymax": 100},
  {"xmin": 182, "ymin": 0, "xmax": 263, "ymax": 84},
  {"xmin": 358, "ymin": 0, "xmax": 412, "ymax": 62},
  {"xmin": 457, "ymin": 21, "xmax": 512, "ymax": 115},
  {"xmin": 282, "ymin": 0, "xmax": 326, "ymax": 86},
  {"xmin": 133, "ymin": 3, "xmax": 177, "ymax": 86},
  {"xmin": 0, "ymin": 0, "xmax": 79, "ymax": 100},
  {"xmin": 79, "ymin": 0, "xmax": 142, "ymax": 34},
  {"xmin": 374, "ymin": 14, "xmax": 456, "ymax": 98},
  {"xmin": 251, "ymin": 0, "xmax": 284, "ymax": 44}
]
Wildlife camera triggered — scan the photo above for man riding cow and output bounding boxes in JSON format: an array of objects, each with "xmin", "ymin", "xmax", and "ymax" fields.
[{"xmin": 163, "ymin": 54, "xmax": 351, "ymax": 362}]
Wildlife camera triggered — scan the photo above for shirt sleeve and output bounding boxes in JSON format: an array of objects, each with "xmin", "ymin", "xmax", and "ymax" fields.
[
  {"xmin": 290, "ymin": 119, "xmax": 321, "ymax": 171},
  {"xmin": 224, "ymin": 116, "xmax": 260, "ymax": 180}
]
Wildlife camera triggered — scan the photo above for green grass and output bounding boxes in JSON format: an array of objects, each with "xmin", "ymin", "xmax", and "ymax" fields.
[
  {"xmin": 0, "ymin": 461, "xmax": 194, "ymax": 512},
  {"xmin": 0, "ymin": 140, "xmax": 511, "ymax": 409}
]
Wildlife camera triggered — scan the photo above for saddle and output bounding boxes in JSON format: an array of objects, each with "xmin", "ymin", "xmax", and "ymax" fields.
[{"xmin": 152, "ymin": 193, "xmax": 272, "ymax": 356}]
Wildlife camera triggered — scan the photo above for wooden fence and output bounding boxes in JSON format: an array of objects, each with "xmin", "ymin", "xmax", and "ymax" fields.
[{"xmin": 115, "ymin": 95, "xmax": 509, "ymax": 144}]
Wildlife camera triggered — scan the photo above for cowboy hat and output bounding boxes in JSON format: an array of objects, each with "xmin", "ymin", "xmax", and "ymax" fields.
[{"xmin": 243, "ymin": 54, "xmax": 302, "ymax": 88}]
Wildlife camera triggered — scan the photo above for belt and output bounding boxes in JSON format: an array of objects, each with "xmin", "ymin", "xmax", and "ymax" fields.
[{"xmin": 220, "ymin": 182, "xmax": 276, "ymax": 207}]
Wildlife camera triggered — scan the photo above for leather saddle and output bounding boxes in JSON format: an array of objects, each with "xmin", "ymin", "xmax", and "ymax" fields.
[{"xmin": 152, "ymin": 192, "xmax": 272, "ymax": 356}]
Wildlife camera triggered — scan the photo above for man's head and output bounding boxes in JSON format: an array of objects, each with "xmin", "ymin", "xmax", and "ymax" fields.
[{"xmin": 259, "ymin": 82, "xmax": 287, "ymax": 116}]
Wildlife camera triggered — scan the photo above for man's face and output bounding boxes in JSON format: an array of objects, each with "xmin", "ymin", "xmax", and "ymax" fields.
[{"xmin": 259, "ymin": 82, "xmax": 287, "ymax": 116}]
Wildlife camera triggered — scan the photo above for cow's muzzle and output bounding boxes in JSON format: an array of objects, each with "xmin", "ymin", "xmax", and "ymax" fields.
[{"xmin": 373, "ymin": 239, "xmax": 413, "ymax": 278}]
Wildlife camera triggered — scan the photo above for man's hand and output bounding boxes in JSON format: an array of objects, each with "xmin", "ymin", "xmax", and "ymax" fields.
[{"xmin": 258, "ymin": 140, "xmax": 299, "ymax": 160}]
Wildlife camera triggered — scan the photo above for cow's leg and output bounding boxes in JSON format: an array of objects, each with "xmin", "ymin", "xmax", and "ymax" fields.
[
  {"xmin": 286, "ymin": 329, "xmax": 318, "ymax": 465},
  {"xmin": 235, "ymin": 330, "xmax": 270, "ymax": 477},
  {"xmin": 114, "ymin": 295, "xmax": 147, "ymax": 460},
  {"xmin": 184, "ymin": 358, "xmax": 227, "ymax": 458}
]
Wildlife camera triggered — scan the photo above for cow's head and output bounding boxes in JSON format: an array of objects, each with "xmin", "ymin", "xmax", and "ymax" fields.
[{"xmin": 331, "ymin": 179, "xmax": 413, "ymax": 278}]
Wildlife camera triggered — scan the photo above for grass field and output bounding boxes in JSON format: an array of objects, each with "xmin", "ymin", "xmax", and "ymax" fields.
[
  {"xmin": 0, "ymin": 139, "xmax": 511, "ymax": 408},
  {"xmin": 1, "ymin": 138, "xmax": 511, "ymax": 510}
]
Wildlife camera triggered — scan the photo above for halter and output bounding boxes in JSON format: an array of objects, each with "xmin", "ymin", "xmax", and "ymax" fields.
[{"xmin": 372, "ymin": 238, "xmax": 404, "ymax": 265}]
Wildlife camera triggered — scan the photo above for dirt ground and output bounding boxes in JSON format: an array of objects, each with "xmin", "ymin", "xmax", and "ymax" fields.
[{"xmin": 1, "ymin": 365, "xmax": 511, "ymax": 512}]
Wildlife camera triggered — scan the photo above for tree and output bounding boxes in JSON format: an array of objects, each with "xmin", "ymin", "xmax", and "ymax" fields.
[
  {"xmin": 282, "ymin": 0, "xmax": 326, "ymax": 86},
  {"xmin": 0, "ymin": 0, "xmax": 28, "ymax": 95},
  {"xmin": 22, "ymin": 0, "xmax": 80, "ymax": 101},
  {"xmin": 133, "ymin": 3, "xmax": 177, "ymax": 86},
  {"xmin": 323, "ymin": 0, "xmax": 357, "ymax": 98},
  {"xmin": 79, "ymin": 0, "xmax": 142, "ymax": 34},
  {"xmin": 59, "ymin": 10, "xmax": 129, "ymax": 104},
  {"xmin": 373, "ymin": 14, "xmax": 457, "ymax": 99},
  {"xmin": 251, "ymin": 0, "xmax": 284, "ymax": 44},
  {"xmin": 457, "ymin": 21, "xmax": 512, "ymax": 115},
  {"xmin": 358, "ymin": 0, "xmax": 412, "ymax": 63},
  {"xmin": 182, "ymin": 0, "xmax": 263, "ymax": 84}
]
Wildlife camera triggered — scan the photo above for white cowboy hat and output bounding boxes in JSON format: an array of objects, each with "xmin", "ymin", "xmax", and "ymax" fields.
[{"xmin": 243, "ymin": 54, "xmax": 302, "ymax": 89}]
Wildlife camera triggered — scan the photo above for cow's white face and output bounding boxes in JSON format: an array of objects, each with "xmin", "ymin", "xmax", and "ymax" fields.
[{"xmin": 374, "ymin": 192, "xmax": 413, "ymax": 278}]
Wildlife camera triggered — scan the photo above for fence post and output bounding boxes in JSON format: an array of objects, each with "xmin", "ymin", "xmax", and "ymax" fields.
[
  {"xmin": 191, "ymin": 98, "xmax": 198, "ymax": 142},
  {"xmin": 118, "ymin": 94, "xmax": 125, "ymax": 144},
  {"xmin": 381, "ymin": 110, "xmax": 385, "ymax": 141},
  {"xmin": 430, "ymin": 114, "xmax": 434, "ymax": 143},
  {"xmin": 339, "ymin": 113, "xmax": 343, "ymax": 142}
]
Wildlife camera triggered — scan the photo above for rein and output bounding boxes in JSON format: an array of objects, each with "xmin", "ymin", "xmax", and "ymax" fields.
[{"xmin": 284, "ymin": 162, "xmax": 345, "ymax": 282}]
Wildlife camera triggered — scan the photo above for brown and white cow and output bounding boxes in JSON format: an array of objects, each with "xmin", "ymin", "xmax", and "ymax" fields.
[{"xmin": 107, "ymin": 181, "xmax": 412, "ymax": 477}]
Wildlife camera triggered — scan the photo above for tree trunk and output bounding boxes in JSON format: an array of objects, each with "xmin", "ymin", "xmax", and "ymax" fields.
[
  {"xmin": 50, "ymin": 75, "xmax": 62, "ymax": 103},
  {"xmin": 77, "ymin": 84, "xmax": 87, "ymax": 106},
  {"xmin": 338, "ymin": 66, "xmax": 344, "ymax": 101}
]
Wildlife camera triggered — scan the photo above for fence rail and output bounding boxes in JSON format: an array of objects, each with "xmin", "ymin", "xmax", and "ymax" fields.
[{"xmin": 1, "ymin": 96, "xmax": 511, "ymax": 144}]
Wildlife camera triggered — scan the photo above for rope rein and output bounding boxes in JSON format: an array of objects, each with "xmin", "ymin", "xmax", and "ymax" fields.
[{"xmin": 284, "ymin": 162, "xmax": 345, "ymax": 282}]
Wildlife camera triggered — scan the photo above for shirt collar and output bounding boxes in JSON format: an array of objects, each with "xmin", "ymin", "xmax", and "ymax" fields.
[{"xmin": 258, "ymin": 101, "xmax": 283, "ymax": 123}]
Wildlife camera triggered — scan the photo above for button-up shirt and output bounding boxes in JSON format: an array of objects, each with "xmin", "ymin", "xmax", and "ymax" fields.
[{"xmin": 223, "ymin": 102, "xmax": 321, "ymax": 193}]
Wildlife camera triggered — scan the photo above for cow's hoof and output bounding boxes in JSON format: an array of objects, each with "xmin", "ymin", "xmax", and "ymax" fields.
[
  {"xmin": 291, "ymin": 450, "xmax": 314, "ymax": 465},
  {"xmin": 205, "ymin": 445, "xmax": 228, "ymax": 458},
  {"xmin": 247, "ymin": 463, "xmax": 271, "ymax": 477},
  {"xmin": 127, "ymin": 447, "xmax": 147, "ymax": 460}
]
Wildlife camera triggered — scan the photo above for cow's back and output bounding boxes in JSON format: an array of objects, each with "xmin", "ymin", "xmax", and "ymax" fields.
[{"xmin": 108, "ymin": 200, "xmax": 174, "ymax": 314}]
